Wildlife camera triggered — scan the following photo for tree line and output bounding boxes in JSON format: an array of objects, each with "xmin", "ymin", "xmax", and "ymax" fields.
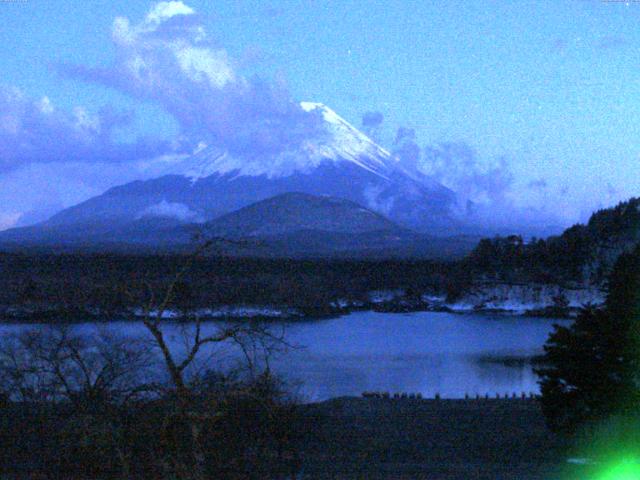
[
  {"xmin": 535, "ymin": 243, "xmax": 640, "ymax": 460},
  {"xmin": 0, "ymin": 253, "xmax": 454, "ymax": 319},
  {"xmin": 461, "ymin": 197, "xmax": 640, "ymax": 287}
]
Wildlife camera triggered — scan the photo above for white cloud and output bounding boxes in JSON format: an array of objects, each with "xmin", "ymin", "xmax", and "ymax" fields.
[
  {"xmin": 145, "ymin": 1, "xmax": 195, "ymax": 26},
  {"xmin": 421, "ymin": 142, "xmax": 513, "ymax": 208},
  {"xmin": 0, "ymin": 159, "xmax": 174, "ymax": 228},
  {"xmin": 0, "ymin": 212, "xmax": 21, "ymax": 231},
  {"xmin": 38, "ymin": 96, "xmax": 54, "ymax": 114},
  {"xmin": 109, "ymin": 1, "xmax": 233, "ymax": 89},
  {"xmin": 72, "ymin": 106, "xmax": 101, "ymax": 133},
  {"xmin": 139, "ymin": 200, "xmax": 203, "ymax": 222},
  {"xmin": 175, "ymin": 46, "xmax": 235, "ymax": 88},
  {"xmin": 62, "ymin": 1, "xmax": 324, "ymax": 160},
  {"xmin": 0, "ymin": 85, "xmax": 172, "ymax": 173}
]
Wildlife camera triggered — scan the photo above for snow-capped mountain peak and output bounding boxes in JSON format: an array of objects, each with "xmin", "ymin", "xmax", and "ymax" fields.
[
  {"xmin": 165, "ymin": 102, "xmax": 395, "ymax": 181},
  {"xmin": 23, "ymin": 101, "xmax": 459, "ymax": 237},
  {"xmin": 299, "ymin": 102, "xmax": 393, "ymax": 175}
]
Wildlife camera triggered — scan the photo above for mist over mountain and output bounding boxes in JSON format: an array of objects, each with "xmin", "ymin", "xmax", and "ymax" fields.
[
  {"xmin": 1, "ymin": 0, "xmax": 629, "ymax": 239},
  {"xmin": 0, "ymin": 190, "xmax": 479, "ymax": 260},
  {"xmin": 0, "ymin": 102, "xmax": 469, "ymax": 251}
]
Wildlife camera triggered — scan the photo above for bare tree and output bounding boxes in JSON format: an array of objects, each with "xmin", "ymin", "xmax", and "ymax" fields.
[
  {"xmin": 135, "ymin": 240, "xmax": 287, "ymax": 406},
  {"xmin": 129, "ymin": 240, "xmax": 293, "ymax": 479},
  {"xmin": 0, "ymin": 325, "xmax": 158, "ymax": 478},
  {"xmin": 0, "ymin": 325, "xmax": 154, "ymax": 406},
  {"xmin": 0, "ymin": 240, "xmax": 297, "ymax": 479}
]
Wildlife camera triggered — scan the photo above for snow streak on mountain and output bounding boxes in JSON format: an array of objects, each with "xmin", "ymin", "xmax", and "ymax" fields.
[
  {"xmin": 165, "ymin": 103, "xmax": 394, "ymax": 181},
  {"xmin": 1, "ymin": 102, "xmax": 461, "ymax": 244}
]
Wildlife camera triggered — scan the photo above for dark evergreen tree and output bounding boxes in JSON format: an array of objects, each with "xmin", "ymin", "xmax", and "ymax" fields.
[{"xmin": 535, "ymin": 246, "xmax": 640, "ymax": 433}]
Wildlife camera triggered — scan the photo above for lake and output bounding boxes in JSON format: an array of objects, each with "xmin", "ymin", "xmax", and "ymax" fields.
[{"xmin": 0, "ymin": 311, "xmax": 566, "ymax": 402}]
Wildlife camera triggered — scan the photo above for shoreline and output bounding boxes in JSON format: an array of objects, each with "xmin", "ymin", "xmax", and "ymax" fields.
[{"xmin": 0, "ymin": 297, "xmax": 580, "ymax": 324}]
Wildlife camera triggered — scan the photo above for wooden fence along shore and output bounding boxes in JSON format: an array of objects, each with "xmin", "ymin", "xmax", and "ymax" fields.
[{"xmin": 361, "ymin": 391, "xmax": 541, "ymax": 400}]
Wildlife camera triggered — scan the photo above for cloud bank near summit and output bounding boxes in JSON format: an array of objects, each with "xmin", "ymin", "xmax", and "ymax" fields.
[
  {"xmin": 0, "ymin": 1, "xmax": 616, "ymax": 235},
  {"xmin": 0, "ymin": 1, "xmax": 328, "ymax": 229},
  {"xmin": 60, "ymin": 1, "xmax": 326, "ymax": 160},
  {"xmin": 0, "ymin": 86, "xmax": 169, "ymax": 173}
]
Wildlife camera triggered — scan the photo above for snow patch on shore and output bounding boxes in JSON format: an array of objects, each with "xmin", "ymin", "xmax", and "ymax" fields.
[
  {"xmin": 132, "ymin": 305, "xmax": 302, "ymax": 319},
  {"xmin": 368, "ymin": 290, "xmax": 405, "ymax": 303},
  {"xmin": 449, "ymin": 283, "xmax": 605, "ymax": 313}
]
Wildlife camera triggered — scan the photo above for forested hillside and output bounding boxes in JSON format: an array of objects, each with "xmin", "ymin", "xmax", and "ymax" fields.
[{"xmin": 461, "ymin": 198, "xmax": 640, "ymax": 286}]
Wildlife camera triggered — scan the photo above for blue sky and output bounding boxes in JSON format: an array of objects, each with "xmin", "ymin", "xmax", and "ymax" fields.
[{"xmin": 0, "ymin": 0, "xmax": 639, "ymax": 230}]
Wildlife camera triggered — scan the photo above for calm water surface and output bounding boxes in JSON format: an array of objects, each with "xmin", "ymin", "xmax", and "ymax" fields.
[
  {"xmin": 0, "ymin": 311, "xmax": 566, "ymax": 401},
  {"xmin": 275, "ymin": 311, "xmax": 565, "ymax": 400}
]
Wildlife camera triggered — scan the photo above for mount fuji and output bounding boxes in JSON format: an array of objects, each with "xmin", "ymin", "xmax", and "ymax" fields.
[{"xmin": 0, "ymin": 102, "xmax": 466, "ymax": 252}]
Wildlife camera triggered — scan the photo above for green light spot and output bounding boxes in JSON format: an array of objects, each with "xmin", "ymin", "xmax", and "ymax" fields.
[{"xmin": 597, "ymin": 459, "xmax": 640, "ymax": 480}]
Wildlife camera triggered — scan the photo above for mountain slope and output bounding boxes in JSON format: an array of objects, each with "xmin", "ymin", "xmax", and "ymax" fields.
[
  {"xmin": 169, "ymin": 102, "xmax": 394, "ymax": 181},
  {"xmin": 201, "ymin": 192, "xmax": 404, "ymax": 238},
  {"xmin": 0, "ymin": 191, "xmax": 480, "ymax": 259},
  {"xmin": 28, "ymin": 102, "xmax": 458, "ymax": 237},
  {"xmin": 185, "ymin": 192, "xmax": 478, "ymax": 259}
]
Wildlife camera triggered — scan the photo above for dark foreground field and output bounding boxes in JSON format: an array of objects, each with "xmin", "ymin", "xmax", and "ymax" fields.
[
  {"xmin": 0, "ymin": 397, "xmax": 582, "ymax": 479},
  {"xmin": 297, "ymin": 397, "xmax": 569, "ymax": 480}
]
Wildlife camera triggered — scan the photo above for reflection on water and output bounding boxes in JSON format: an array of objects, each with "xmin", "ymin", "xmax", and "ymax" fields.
[
  {"xmin": 270, "ymin": 311, "xmax": 565, "ymax": 401},
  {"xmin": 0, "ymin": 311, "xmax": 566, "ymax": 401}
]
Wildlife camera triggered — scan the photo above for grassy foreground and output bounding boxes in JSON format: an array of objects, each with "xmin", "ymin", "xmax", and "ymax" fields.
[
  {"xmin": 0, "ymin": 396, "xmax": 583, "ymax": 479},
  {"xmin": 297, "ymin": 397, "xmax": 569, "ymax": 479}
]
